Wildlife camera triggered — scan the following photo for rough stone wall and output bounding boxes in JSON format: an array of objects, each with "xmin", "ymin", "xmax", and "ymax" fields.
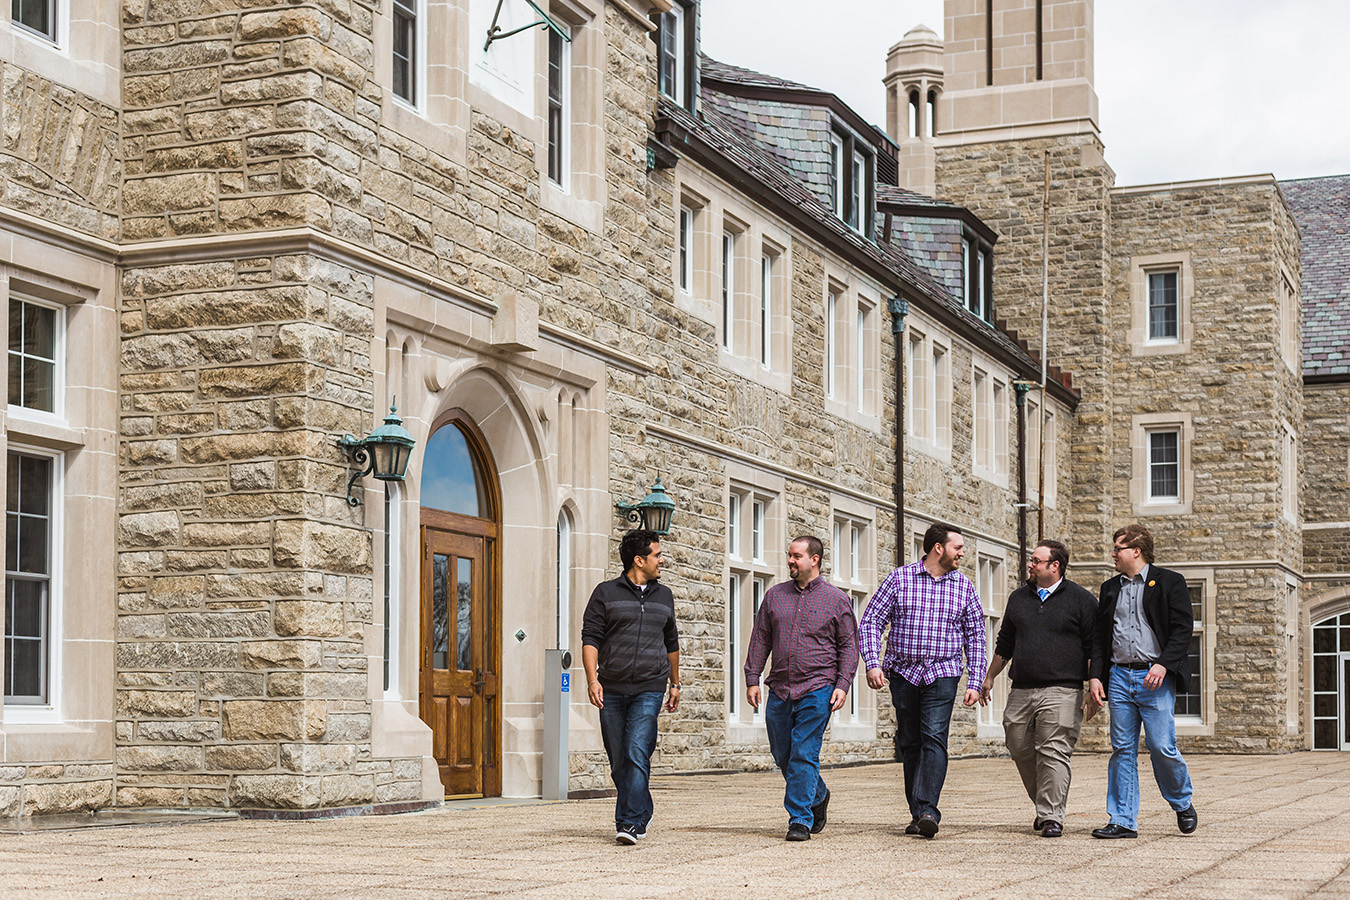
[
  {"xmin": 936, "ymin": 136, "xmax": 1115, "ymax": 559},
  {"xmin": 0, "ymin": 61, "xmax": 120, "ymax": 239},
  {"xmin": 1304, "ymin": 384, "xmax": 1350, "ymax": 575}
]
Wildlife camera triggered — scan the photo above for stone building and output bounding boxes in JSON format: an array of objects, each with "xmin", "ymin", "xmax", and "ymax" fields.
[
  {"xmin": 886, "ymin": 0, "xmax": 1341, "ymax": 753},
  {"xmin": 0, "ymin": 0, "xmax": 1074, "ymax": 817}
]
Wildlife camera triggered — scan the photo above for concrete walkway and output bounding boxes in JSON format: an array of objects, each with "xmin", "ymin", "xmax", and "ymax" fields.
[{"xmin": 3, "ymin": 752, "xmax": 1350, "ymax": 899}]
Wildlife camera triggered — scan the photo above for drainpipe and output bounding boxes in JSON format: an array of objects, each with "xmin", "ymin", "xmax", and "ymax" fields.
[
  {"xmin": 889, "ymin": 297, "xmax": 909, "ymax": 569},
  {"xmin": 1013, "ymin": 380, "xmax": 1032, "ymax": 575}
]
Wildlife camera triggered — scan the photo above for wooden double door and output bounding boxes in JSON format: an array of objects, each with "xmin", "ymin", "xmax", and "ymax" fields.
[{"xmin": 419, "ymin": 509, "xmax": 500, "ymax": 798}]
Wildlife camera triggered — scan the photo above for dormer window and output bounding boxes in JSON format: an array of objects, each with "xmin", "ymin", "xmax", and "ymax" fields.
[
  {"xmin": 657, "ymin": 1, "xmax": 695, "ymax": 111},
  {"xmin": 961, "ymin": 233, "xmax": 994, "ymax": 323},
  {"xmin": 830, "ymin": 128, "xmax": 873, "ymax": 236}
]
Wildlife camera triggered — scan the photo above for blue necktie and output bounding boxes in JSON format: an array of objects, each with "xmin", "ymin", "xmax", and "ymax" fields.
[{"xmin": 1037, "ymin": 587, "xmax": 1050, "ymax": 602}]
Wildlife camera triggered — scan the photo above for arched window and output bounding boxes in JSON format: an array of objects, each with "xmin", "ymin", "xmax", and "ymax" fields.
[
  {"xmin": 927, "ymin": 89, "xmax": 938, "ymax": 138},
  {"xmin": 908, "ymin": 89, "xmax": 920, "ymax": 138},
  {"xmin": 421, "ymin": 423, "xmax": 488, "ymax": 517}
]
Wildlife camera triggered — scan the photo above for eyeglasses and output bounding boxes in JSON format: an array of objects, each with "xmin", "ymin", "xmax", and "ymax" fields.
[
  {"xmin": 1028, "ymin": 557, "xmax": 1052, "ymax": 567},
  {"xmin": 1110, "ymin": 545, "xmax": 1137, "ymax": 556}
]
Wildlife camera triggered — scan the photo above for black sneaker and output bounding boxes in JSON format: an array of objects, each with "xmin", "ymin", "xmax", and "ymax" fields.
[
  {"xmin": 786, "ymin": 823, "xmax": 811, "ymax": 842},
  {"xmin": 616, "ymin": 824, "xmax": 639, "ymax": 845},
  {"xmin": 810, "ymin": 789, "xmax": 830, "ymax": 834},
  {"xmin": 636, "ymin": 811, "xmax": 652, "ymax": 839}
]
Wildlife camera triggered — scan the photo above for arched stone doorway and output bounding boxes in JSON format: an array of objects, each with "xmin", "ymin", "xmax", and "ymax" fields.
[
  {"xmin": 419, "ymin": 410, "xmax": 502, "ymax": 797},
  {"xmin": 1312, "ymin": 606, "xmax": 1350, "ymax": 750}
]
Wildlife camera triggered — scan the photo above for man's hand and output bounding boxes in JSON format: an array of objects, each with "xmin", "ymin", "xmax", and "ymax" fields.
[
  {"xmin": 979, "ymin": 676, "xmax": 993, "ymax": 707},
  {"xmin": 1089, "ymin": 677, "xmax": 1106, "ymax": 706},
  {"xmin": 866, "ymin": 667, "xmax": 886, "ymax": 690},
  {"xmin": 1083, "ymin": 691, "xmax": 1103, "ymax": 722},
  {"xmin": 747, "ymin": 684, "xmax": 761, "ymax": 712},
  {"xmin": 1143, "ymin": 663, "xmax": 1167, "ymax": 691},
  {"xmin": 665, "ymin": 685, "xmax": 680, "ymax": 712},
  {"xmin": 829, "ymin": 689, "xmax": 847, "ymax": 712},
  {"xmin": 587, "ymin": 680, "xmax": 604, "ymax": 710},
  {"xmin": 962, "ymin": 688, "xmax": 980, "ymax": 707}
]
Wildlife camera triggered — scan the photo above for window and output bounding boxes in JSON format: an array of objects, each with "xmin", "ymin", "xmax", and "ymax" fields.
[
  {"xmin": 678, "ymin": 206, "xmax": 694, "ymax": 293},
  {"xmin": 11, "ymin": 0, "xmax": 54, "ymax": 42},
  {"xmin": 1147, "ymin": 429, "xmax": 1180, "ymax": 501},
  {"xmin": 831, "ymin": 510, "xmax": 874, "ymax": 731},
  {"xmin": 1279, "ymin": 271, "xmax": 1298, "ymax": 369},
  {"xmin": 973, "ymin": 365, "xmax": 1011, "ymax": 481},
  {"xmin": 4, "ymin": 450, "xmax": 55, "ymax": 704},
  {"xmin": 8, "ymin": 296, "xmax": 59, "ymax": 414},
  {"xmin": 1131, "ymin": 413, "xmax": 1192, "ymax": 515},
  {"xmin": 391, "ymin": 0, "xmax": 417, "ymax": 105},
  {"xmin": 728, "ymin": 481, "xmax": 778, "ymax": 726},
  {"xmin": 1026, "ymin": 396, "xmax": 1057, "ymax": 508},
  {"xmin": 546, "ymin": 25, "xmax": 570, "ymax": 187},
  {"xmin": 826, "ymin": 290, "xmax": 838, "ymax": 398},
  {"xmin": 1312, "ymin": 610, "xmax": 1350, "ymax": 749},
  {"xmin": 759, "ymin": 254, "xmax": 772, "ymax": 367},
  {"xmin": 656, "ymin": 2, "xmax": 690, "ymax": 108},
  {"xmin": 976, "ymin": 553, "xmax": 1007, "ymax": 733},
  {"xmin": 556, "ymin": 510, "xmax": 571, "ymax": 649},
  {"xmin": 1147, "ymin": 270, "xmax": 1178, "ymax": 341},
  {"xmin": 962, "ymin": 236, "xmax": 993, "ymax": 323},
  {"xmin": 826, "ymin": 283, "xmax": 878, "ymax": 416},
  {"xmin": 855, "ymin": 305, "xmax": 866, "ymax": 410},
  {"xmin": 907, "ymin": 90, "xmax": 919, "ymax": 138},
  {"xmin": 829, "ymin": 129, "xmax": 872, "ymax": 235},
  {"xmin": 1174, "ymin": 581, "xmax": 1205, "ymax": 720},
  {"xmin": 926, "ymin": 89, "xmax": 937, "ymax": 137},
  {"xmin": 1129, "ymin": 253, "xmax": 1192, "ymax": 355},
  {"xmin": 721, "ymin": 231, "xmax": 735, "ymax": 351}
]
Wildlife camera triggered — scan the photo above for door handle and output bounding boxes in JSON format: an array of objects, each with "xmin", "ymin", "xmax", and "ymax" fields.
[{"xmin": 474, "ymin": 667, "xmax": 486, "ymax": 694}]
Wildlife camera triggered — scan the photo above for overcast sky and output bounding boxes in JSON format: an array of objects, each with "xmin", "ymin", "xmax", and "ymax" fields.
[{"xmin": 702, "ymin": 1, "xmax": 1348, "ymax": 187}]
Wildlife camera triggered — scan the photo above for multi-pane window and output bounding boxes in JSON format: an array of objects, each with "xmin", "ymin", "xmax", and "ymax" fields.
[
  {"xmin": 962, "ymin": 236, "xmax": 993, "ymax": 323},
  {"xmin": 9, "ymin": 297, "xmax": 57, "ymax": 414},
  {"xmin": 657, "ymin": 3, "xmax": 686, "ymax": 107},
  {"xmin": 678, "ymin": 206, "xmax": 694, "ymax": 293},
  {"xmin": 976, "ymin": 554, "xmax": 1006, "ymax": 729},
  {"xmin": 11, "ymin": 0, "xmax": 54, "ymax": 41},
  {"xmin": 1279, "ymin": 273, "xmax": 1299, "ymax": 368},
  {"xmin": 1174, "ymin": 582, "xmax": 1205, "ymax": 719},
  {"xmin": 391, "ymin": 0, "xmax": 417, "ymax": 104},
  {"xmin": 826, "ymin": 287, "xmax": 877, "ymax": 414},
  {"xmin": 721, "ymin": 231, "xmax": 735, "ymax": 351},
  {"xmin": 1147, "ymin": 429, "xmax": 1180, "ymax": 501},
  {"xmin": 546, "ymin": 26, "xmax": 569, "ymax": 187},
  {"xmin": 1147, "ymin": 270, "xmax": 1179, "ymax": 341},
  {"xmin": 829, "ymin": 130, "xmax": 872, "ymax": 235},
  {"xmin": 831, "ymin": 517, "xmax": 872, "ymax": 722},
  {"xmin": 1312, "ymin": 611, "xmax": 1349, "ymax": 750},
  {"xmin": 1027, "ymin": 396, "xmax": 1057, "ymax": 507},
  {"xmin": 855, "ymin": 305, "xmax": 866, "ymax": 409},
  {"xmin": 972, "ymin": 370, "xmax": 1008, "ymax": 478},
  {"xmin": 826, "ymin": 290, "xmax": 838, "ymax": 398},
  {"xmin": 4, "ymin": 451, "xmax": 53, "ymax": 704},
  {"xmin": 728, "ymin": 486, "xmax": 776, "ymax": 724}
]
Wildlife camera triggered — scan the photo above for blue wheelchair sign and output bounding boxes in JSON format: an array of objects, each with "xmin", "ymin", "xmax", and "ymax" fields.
[{"xmin": 560, "ymin": 673, "xmax": 570, "ymax": 693}]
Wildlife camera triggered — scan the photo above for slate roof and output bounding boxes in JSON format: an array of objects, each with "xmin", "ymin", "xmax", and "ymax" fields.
[
  {"xmin": 1281, "ymin": 174, "xmax": 1350, "ymax": 378},
  {"xmin": 700, "ymin": 55, "xmax": 820, "ymax": 94},
  {"xmin": 876, "ymin": 184, "xmax": 966, "ymax": 211},
  {"xmin": 699, "ymin": 90, "xmax": 835, "ymax": 207}
]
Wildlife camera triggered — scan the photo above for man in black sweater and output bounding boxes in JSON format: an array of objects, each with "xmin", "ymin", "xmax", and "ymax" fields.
[
  {"xmin": 980, "ymin": 539, "xmax": 1097, "ymax": 838},
  {"xmin": 581, "ymin": 529, "xmax": 681, "ymax": 845}
]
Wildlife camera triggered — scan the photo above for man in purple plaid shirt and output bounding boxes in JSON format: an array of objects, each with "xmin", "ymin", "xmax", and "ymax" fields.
[
  {"xmin": 745, "ymin": 536, "xmax": 858, "ymax": 842},
  {"xmin": 858, "ymin": 522, "xmax": 987, "ymax": 839}
]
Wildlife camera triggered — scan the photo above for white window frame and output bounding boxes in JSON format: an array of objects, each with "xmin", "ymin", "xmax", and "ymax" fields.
[
  {"xmin": 721, "ymin": 230, "xmax": 736, "ymax": 352},
  {"xmin": 825, "ymin": 289, "xmax": 838, "ymax": 399},
  {"xmin": 1026, "ymin": 395, "xmax": 1058, "ymax": 509},
  {"xmin": 1129, "ymin": 252, "xmax": 1193, "ymax": 356},
  {"xmin": 975, "ymin": 551, "xmax": 1007, "ymax": 737},
  {"xmin": 11, "ymin": 0, "xmax": 60, "ymax": 45},
  {"xmin": 1169, "ymin": 568, "xmax": 1215, "ymax": 735},
  {"xmin": 727, "ymin": 471, "xmax": 782, "ymax": 736},
  {"xmin": 829, "ymin": 134, "xmax": 845, "ymax": 219},
  {"xmin": 678, "ymin": 205, "xmax": 694, "ymax": 294},
  {"xmin": 3, "ymin": 443, "xmax": 63, "ymax": 720},
  {"xmin": 1131, "ymin": 412, "xmax": 1193, "ymax": 516},
  {"xmin": 658, "ymin": 2, "xmax": 686, "ymax": 107},
  {"xmin": 7, "ymin": 292, "xmax": 65, "ymax": 424},
  {"xmin": 545, "ymin": 20, "xmax": 571, "ymax": 190},
  {"xmin": 1147, "ymin": 428, "xmax": 1181, "ymax": 502},
  {"xmin": 759, "ymin": 253, "xmax": 772, "ymax": 368},
  {"xmin": 390, "ymin": 0, "xmax": 426, "ymax": 111},
  {"xmin": 1146, "ymin": 269, "xmax": 1179, "ymax": 343},
  {"xmin": 829, "ymin": 503, "xmax": 875, "ymax": 738}
]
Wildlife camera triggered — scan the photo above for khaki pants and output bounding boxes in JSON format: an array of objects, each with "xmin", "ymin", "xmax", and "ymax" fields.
[{"xmin": 1003, "ymin": 685, "xmax": 1084, "ymax": 825}]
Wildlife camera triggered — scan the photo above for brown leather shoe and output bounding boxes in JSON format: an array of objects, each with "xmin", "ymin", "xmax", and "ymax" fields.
[
  {"xmin": 905, "ymin": 820, "xmax": 920, "ymax": 835},
  {"xmin": 1040, "ymin": 821, "xmax": 1062, "ymax": 838}
]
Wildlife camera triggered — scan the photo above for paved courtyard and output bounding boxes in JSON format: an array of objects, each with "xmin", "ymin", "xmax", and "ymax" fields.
[{"xmin": 2, "ymin": 752, "xmax": 1350, "ymax": 899}]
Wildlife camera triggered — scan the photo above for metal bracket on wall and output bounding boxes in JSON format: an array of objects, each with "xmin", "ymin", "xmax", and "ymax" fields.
[{"xmin": 484, "ymin": 0, "xmax": 572, "ymax": 51}]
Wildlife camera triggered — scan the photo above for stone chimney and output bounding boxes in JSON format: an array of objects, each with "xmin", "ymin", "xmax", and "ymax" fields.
[{"xmin": 884, "ymin": 24, "xmax": 943, "ymax": 196}]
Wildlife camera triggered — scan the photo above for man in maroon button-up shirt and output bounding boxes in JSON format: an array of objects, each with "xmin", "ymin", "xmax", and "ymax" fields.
[{"xmin": 744, "ymin": 536, "xmax": 858, "ymax": 842}]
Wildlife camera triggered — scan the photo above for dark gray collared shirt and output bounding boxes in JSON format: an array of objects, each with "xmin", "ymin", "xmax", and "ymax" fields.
[{"xmin": 1112, "ymin": 565, "xmax": 1163, "ymax": 664}]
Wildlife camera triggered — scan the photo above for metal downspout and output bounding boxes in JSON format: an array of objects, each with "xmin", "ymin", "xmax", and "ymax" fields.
[{"xmin": 889, "ymin": 297, "xmax": 909, "ymax": 569}]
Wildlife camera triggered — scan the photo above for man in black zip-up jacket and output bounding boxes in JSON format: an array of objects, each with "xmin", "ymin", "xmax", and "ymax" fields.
[
  {"xmin": 581, "ymin": 529, "xmax": 681, "ymax": 845},
  {"xmin": 980, "ymin": 539, "xmax": 1097, "ymax": 838}
]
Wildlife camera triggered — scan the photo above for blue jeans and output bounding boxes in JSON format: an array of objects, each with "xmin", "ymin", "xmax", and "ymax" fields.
[
  {"xmin": 889, "ymin": 675, "xmax": 959, "ymax": 823},
  {"xmin": 599, "ymin": 690, "xmax": 663, "ymax": 828},
  {"xmin": 1106, "ymin": 665, "xmax": 1193, "ymax": 829},
  {"xmin": 764, "ymin": 686, "xmax": 832, "ymax": 827}
]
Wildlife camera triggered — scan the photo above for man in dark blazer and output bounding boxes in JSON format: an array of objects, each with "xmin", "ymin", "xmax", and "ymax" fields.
[{"xmin": 1087, "ymin": 524, "xmax": 1198, "ymax": 839}]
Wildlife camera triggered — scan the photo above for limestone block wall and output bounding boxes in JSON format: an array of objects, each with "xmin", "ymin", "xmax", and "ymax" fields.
[
  {"xmin": 0, "ymin": 61, "xmax": 120, "ymax": 240},
  {"xmin": 936, "ymin": 135, "xmax": 1115, "ymax": 556},
  {"xmin": 1304, "ymin": 384, "xmax": 1350, "ymax": 575}
]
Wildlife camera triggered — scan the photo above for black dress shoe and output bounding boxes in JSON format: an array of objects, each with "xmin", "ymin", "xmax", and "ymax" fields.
[
  {"xmin": 917, "ymin": 813, "xmax": 939, "ymax": 838},
  {"xmin": 1040, "ymin": 821, "xmax": 1062, "ymax": 838},
  {"xmin": 786, "ymin": 822, "xmax": 811, "ymax": 841},
  {"xmin": 905, "ymin": 820, "xmax": 920, "ymax": 835},
  {"xmin": 1033, "ymin": 816, "xmax": 1045, "ymax": 831},
  {"xmin": 1091, "ymin": 823, "xmax": 1138, "ymax": 839},
  {"xmin": 811, "ymin": 788, "xmax": 830, "ymax": 834},
  {"xmin": 1177, "ymin": 804, "xmax": 1198, "ymax": 834}
]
